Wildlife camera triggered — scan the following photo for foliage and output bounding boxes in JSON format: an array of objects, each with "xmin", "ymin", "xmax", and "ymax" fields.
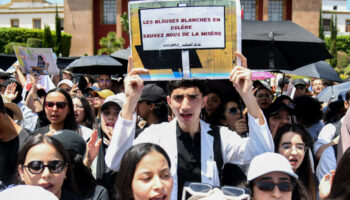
[
  {"xmin": 55, "ymin": 5, "xmax": 62, "ymax": 55},
  {"xmin": 319, "ymin": 10, "xmax": 324, "ymax": 40},
  {"xmin": 4, "ymin": 42, "xmax": 26, "ymax": 54},
  {"xmin": 0, "ymin": 27, "xmax": 71, "ymax": 56},
  {"xmin": 26, "ymin": 38, "xmax": 43, "ymax": 48},
  {"xmin": 98, "ymin": 32, "xmax": 124, "ymax": 55},
  {"xmin": 329, "ymin": 15, "xmax": 338, "ymax": 68},
  {"xmin": 43, "ymin": 25, "xmax": 54, "ymax": 49},
  {"xmin": 121, "ymin": 12, "xmax": 129, "ymax": 33}
]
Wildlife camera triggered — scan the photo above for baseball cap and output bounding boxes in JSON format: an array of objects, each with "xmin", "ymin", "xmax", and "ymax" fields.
[
  {"xmin": 57, "ymin": 79, "xmax": 74, "ymax": 88},
  {"xmin": 266, "ymin": 101, "xmax": 293, "ymax": 116},
  {"xmin": 0, "ymin": 185, "xmax": 58, "ymax": 200},
  {"xmin": 139, "ymin": 84, "xmax": 165, "ymax": 102},
  {"xmin": 51, "ymin": 129, "xmax": 86, "ymax": 157},
  {"xmin": 247, "ymin": 152, "xmax": 298, "ymax": 181},
  {"xmin": 92, "ymin": 89, "xmax": 114, "ymax": 99},
  {"xmin": 100, "ymin": 93, "xmax": 125, "ymax": 112},
  {"xmin": 292, "ymin": 79, "xmax": 306, "ymax": 87}
]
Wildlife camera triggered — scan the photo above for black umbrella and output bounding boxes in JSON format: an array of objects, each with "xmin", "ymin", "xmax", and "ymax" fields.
[
  {"xmin": 317, "ymin": 81, "xmax": 350, "ymax": 102},
  {"xmin": 65, "ymin": 55, "xmax": 124, "ymax": 75},
  {"xmin": 280, "ymin": 61, "xmax": 342, "ymax": 82},
  {"xmin": 242, "ymin": 21, "xmax": 332, "ymax": 70},
  {"xmin": 110, "ymin": 48, "xmax": 131, "ymax": 67}
]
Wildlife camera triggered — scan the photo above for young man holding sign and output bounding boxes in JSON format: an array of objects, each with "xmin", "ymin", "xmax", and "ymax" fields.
[{"xmin": 105, "ymin": 53, "xmax": 274, "ymax": 199}]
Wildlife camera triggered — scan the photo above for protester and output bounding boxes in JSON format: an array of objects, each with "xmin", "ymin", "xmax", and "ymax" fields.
[
  {"xmin": 105, "ymin": 54, "xmax": 274, "ymax": 199},
  {"xmin": 73, "ymin": 96, "xmax": 95, "ymax": 131},
  {"xmin": 319, "ymin": 148, "xmax": 350, "ymax": 199},
  {"xmin": 62, "ymin": 70, "xmax": 74, "ymax": 81},
  {"xmin": 33, "ymin": 88, "xmax": 79, "ymax": 134},
  {"xmin": 117, "ymin": 143, "xmax": 173, "ymax": 200},
  {"xmin": 254, "ymin": 87, "xmax": 272, "ymax": 110},
  {"xmin": 17, "ymin": 135, "xmax": 81, "ymax": 199},
  {"xmin": 57, "ymin": 79, "xmax": 74, "ymax": 93},
  {"xmin": 201, "ymin": 88, "xmax": 223, "ymax": 124},
  {"xmin": 312, "ymin": 79, "xmax": 324, "ymax": 97},
  {"xmin": 135, "ymin": 83, "xmax": 168, "ymax": 137},
  {"xmin": 292, "ymin": 79, "xmax": 307, "ymax": 98},
  {"xmin": 96, "ymin": 74, "xmax": 112, "ymax": 90},
  {"xmin": 247, "ymin": 152, "xmax": 305, "ymax": 200},
  {"xmin": 92, "ymin": 89, "xmax": 114, "ymax": 118},
  {"xmin": 274, "ymin": 124, "xmax": 316, "ymax": 200},
  {"xmin": 0, "ymin": 95, "xmax": 32, "ymax": 189},
  {"xmin": 264, "ymin": 99, "xmax": 293, "ymax": 138},
  {"xmin": 52, "ymin": 130, "xmax": 108, "ymax": 200},
  {"xmin": 83, "ymin": 86, "xmax": 101, "ymax": 117}
]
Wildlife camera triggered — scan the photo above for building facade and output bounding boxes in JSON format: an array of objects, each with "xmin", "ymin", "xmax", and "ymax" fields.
[
  {"xmin": 65, "ymin": 0, "xmax": 321, "ymax": 56},
  {"xmin": 0, "ymin": 0, "xmax": 63, "ymax": 30},
  {"xmin": 322, "ymin": 0, "xmax": 350, "ymax": 36}
]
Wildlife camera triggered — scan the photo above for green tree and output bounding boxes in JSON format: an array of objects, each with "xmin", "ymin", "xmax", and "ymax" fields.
[
  {"xmin": 55, "ymin": 5, "xmax": 62, "ymax": 55},
  {"xmin": 319, "ymin": 10, "xmax": 324, "ymax": 40},
  {"xmin": 121, "ymin": 12, "xmax": 129, "ymax": 33},
  {"xmin": 42, "ymin": 25, "xmax": 54, "ymax": 48},
  {"xmin": 98, "ymin": 32, "xmax": 124, "ymax": 55},
  {"xmin": 330, "ymin": 15, "xmax": 338, "ymax": 68}
]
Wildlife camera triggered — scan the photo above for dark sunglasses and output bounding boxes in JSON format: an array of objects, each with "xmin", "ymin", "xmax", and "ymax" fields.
[
  {"xmin": 45, "ymin": 101, "xmax": 67, "ymax": 109},
  {"xmin": 255, "ymin": 181, "xmax": 296, "ymax": 192},
  {"xmin": 228, "ymin": 107, "xmax": 240, "ymax": 115},
  {"xmin": 22, "ymin": 160, "xmax": 66, "ymax": 174}
]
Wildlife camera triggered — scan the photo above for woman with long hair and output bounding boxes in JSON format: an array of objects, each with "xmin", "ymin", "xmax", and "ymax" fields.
[
  {"xmin": 274, "ymin": 124, "xmax": 316, "ymax": 200},
  {"xmin": 117, "ymin": 143, "xmax": 173, "ymax": 200},
  {"xmin": 17, "ymin": 135, "xmax": 80, "ymax": 199},
  {"xmin": 33, "ymin": 88, "xmax": 79, "ymax": 134},
  {"xmin": 73, "ymin": 96, "xmax": 95, "ymax": 130}
]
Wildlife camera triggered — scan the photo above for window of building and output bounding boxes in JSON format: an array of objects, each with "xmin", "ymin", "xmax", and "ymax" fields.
[
  {"xmin": 11, "ymin": 19, "xmax": 19, "ymax": 27},
  {"xmin": 33, "ymin": 19, "xmax": 41, "ymax": 29},
  {"xmin": 268, "ymin": 0, "xmax": 283, "ymax": 21},
  {"xmin": 103, "ymin": 0, "xmax": 116, "ymax": 24},
  {"xmin": 60, "ymin": 18, "xmax": 64, "ymax": 31},
  {"xmin": 323, "ymin": 19, "xmax": 331, "ymax": 32},
  {"xmin": 346, "ymin": 20, "xmax": 350, "ymax": 32},
  {"xmin": 242, "ymin": 0, "xmax": 256, "ymax": 20}
]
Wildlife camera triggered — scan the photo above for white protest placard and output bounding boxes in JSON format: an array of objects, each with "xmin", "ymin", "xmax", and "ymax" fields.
[{"xmin": 140, "ymin": 6, "xmax": 225, "ymax": 50}]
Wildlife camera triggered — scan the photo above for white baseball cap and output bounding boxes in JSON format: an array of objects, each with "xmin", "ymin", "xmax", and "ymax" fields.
[
  {"xmin": 247, "ymin": 152, "xmax": 298, "ymax": 181},
  {"xmin": 0, "ymin": 185, "xmax": 58, "ymax": 200},
  {"xmin": 100, "ymin": 93, "xmax": 125, "ymax": 111},
  {"xmin": 57, "ymin": 79, "xmax": 74, "ymax": 88}
]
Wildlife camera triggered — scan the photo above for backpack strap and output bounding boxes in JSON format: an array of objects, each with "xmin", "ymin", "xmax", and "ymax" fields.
[{"xmin": 208, "ymin": 125, "xmax": 223, "ymax": 185}]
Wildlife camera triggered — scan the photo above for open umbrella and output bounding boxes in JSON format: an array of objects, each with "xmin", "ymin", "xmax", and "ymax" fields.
[
  {"xmin": 110, "ymin": 48, "xmax": 131, "ymax": 67},
  {"xmin": 242, "ymin": 21, "xmax": 332, "ymax": 70},
  {"xmin": 280, "ymin": 61, "xmax": 342, "ymax": 82},
  {"xmin": 65, "ymin": 55, "xmax": 124, "ymax": 75},
  {"xmin": 317, "ymin": 81, "xmax": 350, "ymax": 102}
]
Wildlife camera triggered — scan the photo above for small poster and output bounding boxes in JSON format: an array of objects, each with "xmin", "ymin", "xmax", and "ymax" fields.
[
  {"xmin": 129, "ymin": 0, "xmax": 241, "ymax": 80},
  {"xmin": 13, "ymin": 46, "xmax": 59, "ymax": 75},
  {"xmin": 286, "ymin": 82, "xmax": 296, "ymax": 99}
]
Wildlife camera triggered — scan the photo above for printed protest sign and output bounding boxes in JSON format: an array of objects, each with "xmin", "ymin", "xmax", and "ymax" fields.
[
  {"xmin": 13, "ymin": 46, "xmax": 59, "ymax": 75},
  {"xmin": 129, "ymin": 0, "xmax": 241, "ymax": 80}
]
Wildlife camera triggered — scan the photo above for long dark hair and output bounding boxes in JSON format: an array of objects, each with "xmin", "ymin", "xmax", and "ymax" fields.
[
  {"xmin": 274, "ymin": 124, "xmax": 316, "ymax": 200},
  {"xmin": 43, "ymin": 88, "xmax": 79, "ymax": 131},
  {"xmin": 17, "ymin": 135, "xmax": 80, "ymax": 196},
  {"xmin": 328, "ymin": 148, "xmax": 350, "ymax": 199},
  {"xmin": 117, "ymin": 143, "xmax": 171, "ymax": 200},
  {"xmin": 74, "ymin": 96, "xmax": 95, "ymax": 129}
]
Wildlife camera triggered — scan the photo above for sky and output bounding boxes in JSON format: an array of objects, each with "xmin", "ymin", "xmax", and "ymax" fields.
[{"xmin": 0, "ymin": 0, "xmax": 64, "ymax": 5}]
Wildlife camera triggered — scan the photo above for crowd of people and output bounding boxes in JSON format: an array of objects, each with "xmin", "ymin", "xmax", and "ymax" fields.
[{"xmin": 0, "ymin": 54, "xmax": 350, "ymax": 200}]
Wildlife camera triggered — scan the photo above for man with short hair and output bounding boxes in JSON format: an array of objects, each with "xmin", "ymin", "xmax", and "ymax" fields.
[
  {"xmin": 105, "ymin": 56, "xmax": 274, "ymax": 199},
  {"xmin": 96, "ymin": 74, "xmax": 112, "ymax": 90},
  {"xmin": 312, "ymin": 79, "xmax": 324, "ymax": 97},
  {"xmin": 62, "ymin": 70, "xmax": 74, "ymax": 80},
  {"xmin": 0, "ymin": 95, "xmax": 32, "ymax": 189}
]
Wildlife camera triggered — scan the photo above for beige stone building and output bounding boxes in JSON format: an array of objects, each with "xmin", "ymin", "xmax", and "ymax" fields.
[{"xmin": 65, "ymin": 0, "xmax": 322, "ymax": 56}]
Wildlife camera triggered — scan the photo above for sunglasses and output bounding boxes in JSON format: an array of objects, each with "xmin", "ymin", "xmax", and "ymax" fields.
[
  {"xmin": 22, "ymin": 160, "xmax": 66, "ymax": 174},
  {"xmin": 184, "ymin": 182, "xmax": 250, "ymax": 197},
  {"xmin": 228, "ymin": 107, "xmax": 240, "ymax": 115},
  {"xmin": 45, "ymin": 101, "xmax": 67, "ymax": 109},
  {"xmin": 255, "ymin": 181, "xmax": 295, "ymax": 192}
]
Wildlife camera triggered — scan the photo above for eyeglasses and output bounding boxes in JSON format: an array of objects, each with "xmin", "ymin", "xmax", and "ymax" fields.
[
  {"xmin": 280, "ymin": 143, "xmax": 308, "ymax": 153},
  {"xmin": 45, "ymin": 101, "xmax": 67, "ymax": 109},
  {"xmin": 228, "ymin": 107, "xmax": 240, "ymax": 115},
  {"xmin": 22, "ymin": 160, "xmax": 66, "ymax": 174},
  {"xmin": 98, "ymin": 79, "xmax": 111, "ymax": 84},
  {"xmin": 184, "ymin": 182, "xmax": 250, "ymax": 198},
  {"xmin": 255, "ymin": 181, "xmax": 296, "ymax": 192}
]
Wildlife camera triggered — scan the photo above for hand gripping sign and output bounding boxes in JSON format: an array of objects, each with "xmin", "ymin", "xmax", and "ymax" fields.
[{"xmin": 129, "ymin": 0, "xmax": 241, "ymax": 80}]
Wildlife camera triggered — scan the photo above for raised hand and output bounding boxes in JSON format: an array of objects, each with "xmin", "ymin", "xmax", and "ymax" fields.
[
  {"xmin": 230, "ymin": 52, "xmax": 252, "ymax": 97},
  {"xmin": 3, "ymin": 82, "xmax": 18, "ymax": 102},
  {"xmin": 84, "ymin": 130, "xmax": 102, "ymax": 167}
]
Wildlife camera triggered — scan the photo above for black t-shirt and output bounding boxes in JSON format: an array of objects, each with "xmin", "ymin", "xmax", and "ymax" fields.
[
  {"xmin": 0, "ymin": 128, "xmax": 32, "ymax": 186},
  {"xmin": 176, "ymin": 123, "xmax": 201, "ymax": 199}
]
